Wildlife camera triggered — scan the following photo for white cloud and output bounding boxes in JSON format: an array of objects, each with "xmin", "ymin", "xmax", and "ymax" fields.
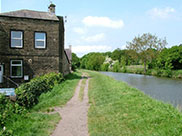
[
  {"xmin": 82, "ymin": 33, "xmax": 105, "ymax": 42},
  {"xmin": 73, "ymin": 27, "xmax": 86, "ymax": 34},
  {"xmin": 82, "ymin": 16, "xmax": 124, "ymax": 29},
  {"xmin": 148, "ymin": 7, "xmax": 176, "ymax": 19},
  {"xmin": 72, "ymin": 45, "xmax": 112, "ymax": 57}
]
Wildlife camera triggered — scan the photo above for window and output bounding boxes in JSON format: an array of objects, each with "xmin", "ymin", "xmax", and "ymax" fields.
[
  {"xmin": 35, "ymin": 32, "xmax": 46, "ymax": 49},
  {"xmin": 10, "ymin": 60, "xmax": 23, "ymax": 78},
  {"xmin": 11, "ymin": 31, "xmax": 23, "ymax": 48}
]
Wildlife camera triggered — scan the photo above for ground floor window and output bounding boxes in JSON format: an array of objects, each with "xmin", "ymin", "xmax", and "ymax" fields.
[{"xmin": 10, "ymin": 60, "xmax": 23, "ymax": 78}]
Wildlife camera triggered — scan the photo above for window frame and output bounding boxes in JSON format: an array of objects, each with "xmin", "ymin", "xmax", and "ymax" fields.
[
  {"xmin": 10, "ymin": 30, "xmax": 24, "ymax": 48},
  {"xmin": 34, "ymin": 32, "xmax": 47, "ymax": 49},
  {"xmin": 10, "ymin": 60, "xmax": 23, "ymax": 78}
]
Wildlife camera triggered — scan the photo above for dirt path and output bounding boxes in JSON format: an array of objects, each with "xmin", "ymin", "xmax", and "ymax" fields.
[{"xmin": 51, "ymin": 74, "xmax": 90, "ymax": 136}]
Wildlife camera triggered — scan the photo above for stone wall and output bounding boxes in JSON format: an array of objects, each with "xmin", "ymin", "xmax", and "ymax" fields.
[{"xmin": 0, "ymin": 16, "xmax": 64, "ymax": 87}]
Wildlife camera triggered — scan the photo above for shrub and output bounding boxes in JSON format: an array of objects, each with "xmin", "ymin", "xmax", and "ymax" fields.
[
  {"xmin": 15, "ymin": 73, "xmax": 64, "ymax": 108},
  {"xmin": 101, "ymin": 63, "xmax": 109, "ymax": 71},
  {"xmin": 0, "ymin": 94, "xmax": 26, "ymax": 133},
  {"xmin": 113, "ymin": 62, "xmax": 121, "ymax": 72}
]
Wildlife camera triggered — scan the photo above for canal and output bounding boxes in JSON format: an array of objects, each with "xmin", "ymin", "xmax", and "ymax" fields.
[{"xmin": 101, "ymin": 72, "xmax": 182, "ymax": 108}]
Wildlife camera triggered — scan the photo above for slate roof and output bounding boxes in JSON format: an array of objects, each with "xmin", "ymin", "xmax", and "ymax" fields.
[
  {"xmin": 0, "ymin": 9, "xmax": 59, "ymax": 21},
  {"xmin": 65, "ymin": 49, "xmax": 72, "ymax": 62}
]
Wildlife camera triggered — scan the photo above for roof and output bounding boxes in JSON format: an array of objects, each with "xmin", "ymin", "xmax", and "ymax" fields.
[
  {"xmin": 65, "ymin": 49, "xmax": 72, "ymax": 61},
  {"xmin": 0, "ymin": 9, "xmax": 59, "ymax": 21}
]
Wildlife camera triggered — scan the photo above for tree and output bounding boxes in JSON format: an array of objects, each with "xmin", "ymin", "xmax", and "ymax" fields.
[
  {"xmin": 126, "ymin": 33, "xmax": 167, "ymax": 73},
  {"xmin": 72, "ymin": 53, "xmax": 80, "ymax": 71},
  {"xmin": 157, "ymin": 45, "xmax": 182, "ymax": 70},
  {"xmin": 111, "ymin": 48, "xmax": 122, "ymax": 61},
  {"xmin": 80, "ymin": 53, "xmax": 105, "ymax": 71}
]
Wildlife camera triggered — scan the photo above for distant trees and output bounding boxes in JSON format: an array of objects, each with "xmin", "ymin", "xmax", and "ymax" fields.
[
  {"xmin": 156, "ymin": 46, "xmax": 182, "ymax": 70},
  {"xmin": 72, "ymin": 33, "xmax": 182, "ymax": 76},
  {"xmin": 80, "ymin": 53, "xmax": 105, "ymax": 71},
  {"xmin": 72, "ymin": 53, "xmax": 80, "ymax": 71},
  {"xmin": 126, "ymin": 33, "xmax": 167, "ymax": 73}
]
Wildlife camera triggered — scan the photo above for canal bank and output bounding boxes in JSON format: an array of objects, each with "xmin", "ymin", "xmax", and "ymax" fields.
[
  {"xmin": 87, "ymin": 70, "xmax": 182, "ymax": 135},
  {"xmin": 101, "ymin": 72, "xmax": 182, "ymax": 109}
]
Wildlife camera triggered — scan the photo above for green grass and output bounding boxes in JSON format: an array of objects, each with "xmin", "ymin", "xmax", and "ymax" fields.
[
  {"xmin": 79, "ymin": 79, "xmax": 87, "ymax": 101},
  {"xmin": 87, "ymin": 70, "xmax": 182, "ymax": 136},
  {"xmin": 5, "ymin": 112, "xmax": 60, "ymax": 136},
  {"xmin": 124, "ymin": 65, "xmax": 145, "ymax": 74},
  {"xmin": 33, "ymin": 71, "xmax": 82, "ymax": 112},
  {"xmin": 4, "ymin": 71, "xmax": 82, "ymax": 136}
]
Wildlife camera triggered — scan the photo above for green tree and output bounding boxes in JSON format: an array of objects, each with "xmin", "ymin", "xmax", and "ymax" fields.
[
  {"xmin": 72, "ymin": 53, "xmax": 80, "ymax": 71},
  {"xmin": 80, "ymin": 53, "xmax": 105, "ymax": 71},
  {"xmin": 126, "ymin": 33, "xmax": 167, "ymax": 73},
  {"xmin": 157, "ymin": 45, "xmax": 182, "ymax": 70}
]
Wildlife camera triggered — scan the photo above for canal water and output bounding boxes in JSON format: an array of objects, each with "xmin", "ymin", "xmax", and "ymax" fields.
[{"xmin": 101, "ymin": 72, "xmax": 182, "ymax": 107}]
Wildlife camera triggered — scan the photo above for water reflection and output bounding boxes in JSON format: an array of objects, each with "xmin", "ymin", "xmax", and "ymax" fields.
[{"xmin": 101, "ymin": 72, "xmax": 182, "ymax": 107}]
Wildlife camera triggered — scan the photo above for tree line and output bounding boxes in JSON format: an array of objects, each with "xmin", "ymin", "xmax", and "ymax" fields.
[{"xmin": 72, "ymin": 33, "xmax": 182, "ymax": 77}]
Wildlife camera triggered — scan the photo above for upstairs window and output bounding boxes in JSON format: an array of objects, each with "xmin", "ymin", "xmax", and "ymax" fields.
[
  {"xmin": 11, "ymin": 31, "xmax": 23, "ymax": 48},
  {"xmin": 35, "ymin": 32, "xmax": 46, "ymax": 49},
  {"xmin": 10, "ymin": 60, "xmax": 23, "ymax": 78}
]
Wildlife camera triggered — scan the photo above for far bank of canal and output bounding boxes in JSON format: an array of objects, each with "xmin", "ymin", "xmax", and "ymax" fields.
[{"xmin": 101, "ymin": 72, "xmax": 182, "ymax": 108}]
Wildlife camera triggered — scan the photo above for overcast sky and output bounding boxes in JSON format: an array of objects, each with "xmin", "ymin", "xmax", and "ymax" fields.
[{"xmin": 1, "ymin": 0, "xmax": 182, "ymax": 57}]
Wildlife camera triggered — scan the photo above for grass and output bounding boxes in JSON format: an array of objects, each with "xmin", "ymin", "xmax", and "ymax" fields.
[
  {"xmin": 86, "ymin": 70, "xmax": 182, "ymax": 136},
  {"xmin": 120, "ymin": 65, "xmax": 182, "ymax": 79},
  {"xmin": 79, "ymin": 79, "xmax": 87, "ymax": 101},
  {"xmin": 33, "ymin": 71, "xmax": 82, "ymax": 112},
  {"xmin": 5, "ymin": 71, "xmax": 82, "ymax": 136},
  {"xmin": 5, "ymin": 112, "xmax": 60, "ymax": 136}
]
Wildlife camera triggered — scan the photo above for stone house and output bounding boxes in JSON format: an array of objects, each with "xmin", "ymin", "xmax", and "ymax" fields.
[
  {"xmin": 0, "ymin": 4, "xmax": 70, "ymax": 88},
  {"xmin": 63, "ymin": 45, "xmax": 72, "ymax": 75}
]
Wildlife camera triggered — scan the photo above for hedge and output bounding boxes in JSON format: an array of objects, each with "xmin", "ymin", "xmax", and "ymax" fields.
[
  {"xmin": 15, "ymin": 73, "xmax": 64, "ymax": 108},
  {"xmin": 0, "ymin": 94, "xmax": 26, "ymax": 135}
]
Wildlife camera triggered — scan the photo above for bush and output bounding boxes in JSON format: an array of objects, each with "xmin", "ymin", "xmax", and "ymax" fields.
[
  {"xmin": 0, "ymin": 94, "xmax": 26, "ymax": 134},
  {"xmin": 113, "ymin": 62, "xmax": 121, "ymax": 72},
  {"xmin": 15, "ymin": 73, "xmax": 64, "ymax": 108},
  {"xmin": 101, "ymin": 63, "xmax": 109, "ymax": 71}
]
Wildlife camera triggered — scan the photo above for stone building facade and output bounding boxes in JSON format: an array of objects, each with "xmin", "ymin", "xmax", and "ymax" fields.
[
  {"xmin": 63, "ymin": 46, "xmax": 72, "ymax": 75},
  {"xmin": 0, "ymin": 4, "xmax": 67, "ymax": 88}
]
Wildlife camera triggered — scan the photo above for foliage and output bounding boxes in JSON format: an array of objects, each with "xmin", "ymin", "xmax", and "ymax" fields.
[
  {"xmin": 112, "ymin": 62, "xmax": 121, "ymax": 72},
  {"xmin": 32, "ymin": 72, "xmax": 81, "ymax": 111},
  {"xmin": 87, "ymin": 71, "xmax": 182, "ymax": 136},
  {"xmin": 101, "ymin": 63, "xmax": 110, "ymax": 71},
  {"xmin": 1, "ymin": 72, "xmax": 81, "ymax": 136},
  {"xmin": 111, "ymin": 48, "xmax": 123, "ymax": 61},
  {"xmin": 3, "ymin": 112, "xmax": 60, "ymax": 136},
  {"xmin": 127, "ymin": 33, "xmax": 167, "ymax": 73},
  {"xmin": 103, "ymin": 51, "xmax": 112, "ymax": 57},
  {"xmin": 156, "ymin": 46, "xmax": 182, "ymax": 70},
  {"xmin": 15, "ymin": 73, "xmax": 64, "ymax": 108},
  {"xmin": 80, "ymin": 53, "xmax": 105, "ymax": 71},
  {"xmin": 72, "ymin": 53, "xmax": 80, "ymax": 71},
  {"xmin": 0, "ymin": 94, "xmax": 27, "ymax": 135}
]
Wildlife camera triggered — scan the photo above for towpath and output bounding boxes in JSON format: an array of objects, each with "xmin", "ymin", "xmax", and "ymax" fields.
[{"xmin": 51, "ymin": 73, "xmax": 90, "ymax": 136}]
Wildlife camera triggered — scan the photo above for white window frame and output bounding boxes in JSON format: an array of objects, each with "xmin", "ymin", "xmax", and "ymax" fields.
[
  {"xmin": 10, "ymin": 60, "xmax": 23, "ymax": 78},
  {"xmin": 35, "ymin": 32, "xmax": 46, "ymax": 49},
  {"xmin": 11, "ymin": 31, "xmax": 23, "ymax": 48}
]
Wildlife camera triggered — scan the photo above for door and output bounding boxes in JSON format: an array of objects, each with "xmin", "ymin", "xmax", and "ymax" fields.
[{"xmin": 0, "ymin": 65, "xmax": 3, "ymax": 83}]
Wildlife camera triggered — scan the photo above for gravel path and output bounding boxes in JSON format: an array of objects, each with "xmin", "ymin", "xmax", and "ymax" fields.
[{"xmin": 51, "ymin": 74, "xmax": 90, "ymax": 136}]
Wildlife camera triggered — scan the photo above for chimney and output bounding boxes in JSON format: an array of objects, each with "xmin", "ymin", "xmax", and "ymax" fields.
[
  {"xmin": 69, "ymin": 45, "xmax": 72, "ymax": 52},
  {"xmin": 48, "ymin": 3, "xmax": 56, "ymax": 14}
]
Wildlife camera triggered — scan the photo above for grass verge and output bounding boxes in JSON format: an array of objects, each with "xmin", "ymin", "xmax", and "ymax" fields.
[
  {"xmin": 5, "ymin": 71, "xmax": 81, "ymax": 136},
  {"xmin": 33, "ymin": 71, "xmax": 82, "ymax": 112},
  {"xmin": 87, "ymin": 70, "xmax": 182, "ymax": 136},
  {"xmin": 79, "ymin": 79, "xmax": 87, "ymax": 101}
]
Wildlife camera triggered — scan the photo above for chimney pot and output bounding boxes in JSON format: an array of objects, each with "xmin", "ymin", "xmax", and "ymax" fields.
[{"xmin": 49, "ymin": 3, "xmax": 56, "ymax": 14}]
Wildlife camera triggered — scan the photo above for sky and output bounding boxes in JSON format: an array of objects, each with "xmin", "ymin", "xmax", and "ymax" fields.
[{"xmin": 1, "ymin": 0, "xmax": 182, "ymax": 57}]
